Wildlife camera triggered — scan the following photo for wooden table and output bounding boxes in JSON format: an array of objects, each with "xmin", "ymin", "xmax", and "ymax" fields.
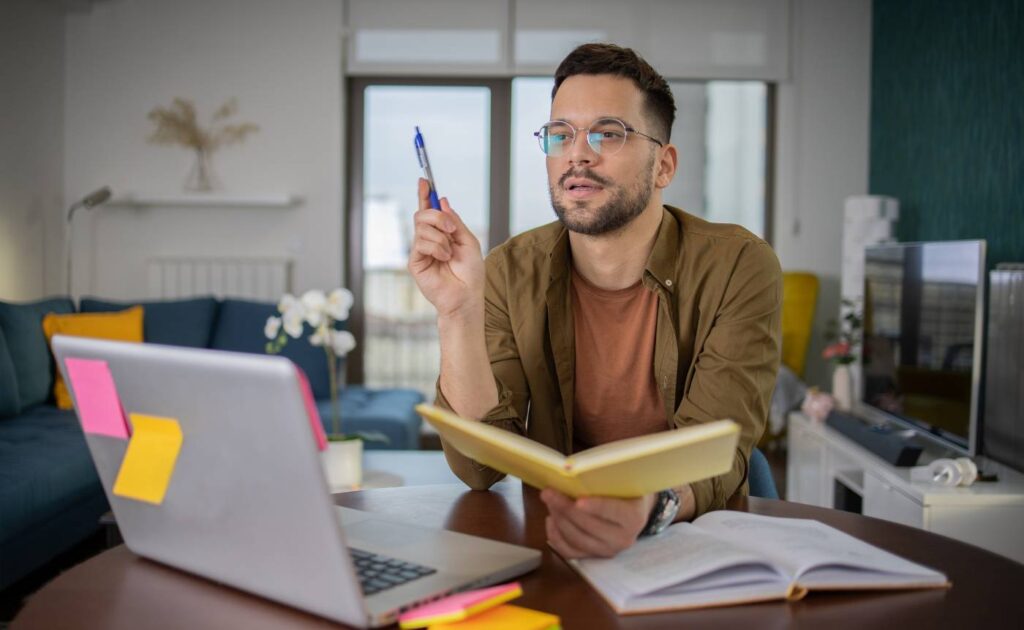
[{"xmin": 13, "ymin": 483, "xmax": 1024, "ymax": 629}]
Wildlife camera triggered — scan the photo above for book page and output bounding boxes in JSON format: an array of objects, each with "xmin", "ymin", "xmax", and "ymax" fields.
[
  {"xmin": 573, "ymin": 522, "xmax": 785, "ymax": 597},
  {"xmin": 693, "ymin": 511, "xmax": 945, "ymax": 585}
]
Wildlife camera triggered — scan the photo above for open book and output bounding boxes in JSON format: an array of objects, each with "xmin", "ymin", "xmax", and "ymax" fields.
[
  {"xmin": 569, "ymin": 510, "xmax": 949, "ymax": 614},
  {"xmin": 415, "ymin": 404, "xmax": 739, "ymax": 498}
]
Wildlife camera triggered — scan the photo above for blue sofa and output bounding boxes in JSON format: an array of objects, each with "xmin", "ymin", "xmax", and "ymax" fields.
[{"xmin": 0, "ymin": 295, "xmax": 424, "ymax": 591}]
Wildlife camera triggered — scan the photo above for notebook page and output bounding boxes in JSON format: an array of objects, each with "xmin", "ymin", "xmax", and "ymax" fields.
[
  {"xmin": 693, "ymin": 511, "xmax": 944, "ymax": 582},
  {"xmin": 573, "ymin": 522, "xmax": 784, "ymax": 597}
]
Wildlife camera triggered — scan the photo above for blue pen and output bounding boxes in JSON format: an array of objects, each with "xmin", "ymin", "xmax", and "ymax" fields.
[{"xmin": 414, "ymin": 126, "xmax": 441, "ymax": 210}]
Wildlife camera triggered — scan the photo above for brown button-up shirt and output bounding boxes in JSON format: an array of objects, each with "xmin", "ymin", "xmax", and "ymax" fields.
[{"xmin": 435, "ymin": 205, "xmax": 782, "ymax": 517}]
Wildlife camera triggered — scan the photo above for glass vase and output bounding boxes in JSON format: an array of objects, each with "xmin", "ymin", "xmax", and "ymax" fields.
[{"xmin": 184, "ymin": 148, "xmax": 217, "ymax": 192}]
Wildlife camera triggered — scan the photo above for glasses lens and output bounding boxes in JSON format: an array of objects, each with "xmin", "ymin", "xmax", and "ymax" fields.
[
  {"xmin": 538, "ymin": 122, "xmax": 573, "ymax": 156},
  {"xmin": 586, "ymin": 119, "xmax": 628, "ymax": 155}
]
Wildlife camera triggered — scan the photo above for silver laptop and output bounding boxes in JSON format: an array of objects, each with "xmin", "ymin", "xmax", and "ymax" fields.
[{"xmin": 52, "ymin": 335, "xmax": 540, "ymax": 628}]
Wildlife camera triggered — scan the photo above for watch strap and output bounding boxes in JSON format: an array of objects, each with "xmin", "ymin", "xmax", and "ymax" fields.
[{"xmin": 639, "ymin": 488, "xmax": 680, "ymax": 538}]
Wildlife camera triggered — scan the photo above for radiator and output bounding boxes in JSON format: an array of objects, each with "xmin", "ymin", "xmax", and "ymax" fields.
[{"xmin": 147, "ymin": 257, "xmax": 293, "ymax": 301}]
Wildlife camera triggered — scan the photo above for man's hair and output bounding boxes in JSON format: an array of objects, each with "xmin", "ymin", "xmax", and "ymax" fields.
[{"xmin": 552, "ymin": 43, "xmax": 676, "ymax": 143}]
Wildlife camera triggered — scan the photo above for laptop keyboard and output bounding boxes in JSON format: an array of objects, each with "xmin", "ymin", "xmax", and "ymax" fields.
[{"xmin": 348, "ymin": 547, "xmax": 437, "ymax": 595}]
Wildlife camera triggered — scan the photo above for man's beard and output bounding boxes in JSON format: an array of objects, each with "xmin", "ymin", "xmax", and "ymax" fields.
[{"xmin": 549, "ymin": 160, "xmax": 655, "ymax": 236}]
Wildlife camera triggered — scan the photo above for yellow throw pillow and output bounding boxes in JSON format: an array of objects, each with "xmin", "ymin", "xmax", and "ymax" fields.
[{"xmin": 43, "ymin": 306, "xmax": 144, "ymax": 409}]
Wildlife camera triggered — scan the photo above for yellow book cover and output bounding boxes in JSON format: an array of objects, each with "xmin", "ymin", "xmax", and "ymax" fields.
[{"xmin": 416, "ymin": 404, "xmax": 739, "ymax": 498}]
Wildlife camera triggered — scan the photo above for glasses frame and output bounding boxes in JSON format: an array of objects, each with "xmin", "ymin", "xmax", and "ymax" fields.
[{"xmin": 533, "ymin": 117, "xmax": 665, "ymax": 157}]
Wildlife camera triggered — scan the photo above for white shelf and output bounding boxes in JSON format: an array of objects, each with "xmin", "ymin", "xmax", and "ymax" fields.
[{"xmin": 107, "ymin": 194, "xmax": 302, "ymax": 209}]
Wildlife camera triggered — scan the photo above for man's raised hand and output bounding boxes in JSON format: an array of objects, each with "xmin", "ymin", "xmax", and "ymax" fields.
[{"xmin": 407, "ymin": 178, "xmax": 485, "ymax": 319}]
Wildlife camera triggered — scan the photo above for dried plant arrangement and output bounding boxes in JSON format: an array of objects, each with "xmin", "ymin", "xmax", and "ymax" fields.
[{"xmin": 147, "ymin": 97, "xmax": 259, "ymax": 191}]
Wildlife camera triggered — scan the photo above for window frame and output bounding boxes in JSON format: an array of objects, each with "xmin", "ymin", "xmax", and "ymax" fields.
[{"xmin": 345, "ymin": 77, "xmax": 511, "ymax": 384}]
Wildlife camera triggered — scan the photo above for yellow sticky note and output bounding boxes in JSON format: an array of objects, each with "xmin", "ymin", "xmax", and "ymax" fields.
[
  {"xmin": 113, "ymin": 414, "xmax": 183, "ymax": 505},
  {"xmin": 429, "ymin": 605, "xmax": 560, "ymax": 630}
]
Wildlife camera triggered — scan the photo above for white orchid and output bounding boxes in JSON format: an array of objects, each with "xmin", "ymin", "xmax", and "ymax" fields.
[
  {"xmin": 277, "ymin": 293, "xmax": 298, "ymax": 315},
  {"xmin": 275, "ymin": 292, "xmax": 307, "ymax": 339},
  {"xmin": 264, "ymin": 315, "xmax": 281, "ymax": 339},
  {"xmin": 326, "ymin": 288, "xmax": 354, "ymax": 321},
  {"xmin": 282, "ymin": 307, "xmax": 305, "ymax": 338},
  {"xmin": 265, "ymin": 287, "xmax": 357, "ymax": 439},
  {"xmin": 301, "ymin": 289, "xmax": 327, "ymax": 327},
  {"xmin": 309, "ymin": 325, "xmax": 328, "ymax": 347},
  {"xmin": 331, "ymin": 330, "xmax": 357, "ymax": 356}
]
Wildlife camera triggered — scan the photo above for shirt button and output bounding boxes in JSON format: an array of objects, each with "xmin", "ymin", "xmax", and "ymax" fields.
[{"xmin": 665, "ymin": 280, "xmax": 673, "ymax": 287}]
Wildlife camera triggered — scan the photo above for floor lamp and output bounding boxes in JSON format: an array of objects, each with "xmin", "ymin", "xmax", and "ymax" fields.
[{"xmin": 65, "ymin": 186, "xmax": 112, "ymax": 297}]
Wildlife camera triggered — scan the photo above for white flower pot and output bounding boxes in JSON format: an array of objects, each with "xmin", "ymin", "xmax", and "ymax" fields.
[
  {"xmin": 832, "ymin": 364, "xmax": 853, "ymax": 411},
  {"xmin": 321, "ymin": 439, "xmax": 363, "ymax": 490}
]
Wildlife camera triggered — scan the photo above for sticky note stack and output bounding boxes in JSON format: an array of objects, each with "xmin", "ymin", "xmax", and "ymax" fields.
[
  {"xmin": 398, "ymin": 582, "xmax": 560, "ymax": 630},
  {"xmin": 429, "ymin": 604, "xmax": 560, "ymax": 629}
]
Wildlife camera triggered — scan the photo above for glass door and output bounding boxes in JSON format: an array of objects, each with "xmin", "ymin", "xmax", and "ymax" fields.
[{"xmin": 347, "ymin": 79, "xmax": 509, "ymax": 395}]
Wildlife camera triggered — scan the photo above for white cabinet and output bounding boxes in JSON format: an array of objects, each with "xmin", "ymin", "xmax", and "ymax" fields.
[
  {"xmin": 787, "ymin": 412, "xmax": 1024, "ymax": 564},
  {"xmin": 863, "ymin": 472, "xmax": 924, "ymax": 529},
  {"xmin": 786, "ymin": 418, "xmax": 827, "ymax": 507}
]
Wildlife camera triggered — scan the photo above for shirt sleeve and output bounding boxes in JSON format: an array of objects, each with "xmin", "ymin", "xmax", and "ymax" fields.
[
  {"xmin": 674, "ymin": 241, "xmax": 782, "ymax": 516},
  {"xmin": 433, "ymin": 253, "xmax": 530, "ymax": 490}
]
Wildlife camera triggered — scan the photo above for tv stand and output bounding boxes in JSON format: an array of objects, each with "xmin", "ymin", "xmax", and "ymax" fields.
[{"xmin": 787, "ymin": 411, "xmax": 1024, "ymax": 564}]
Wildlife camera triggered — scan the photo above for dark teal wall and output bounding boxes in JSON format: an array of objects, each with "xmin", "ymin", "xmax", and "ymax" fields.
[{"xmin": 870, "ymin": 0, "xmax": 1024, "ymax": 265}]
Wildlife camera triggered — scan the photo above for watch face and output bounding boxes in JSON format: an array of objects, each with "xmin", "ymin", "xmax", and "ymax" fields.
[{"xmin": 642, "ymin": 489, "xmax": 681, "ymax": 537}]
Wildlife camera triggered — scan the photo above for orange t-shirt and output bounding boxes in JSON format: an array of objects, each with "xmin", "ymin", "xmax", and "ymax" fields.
[{"xmin": 571, "ymin": 268, "xmax": 666, "ymax": 451}]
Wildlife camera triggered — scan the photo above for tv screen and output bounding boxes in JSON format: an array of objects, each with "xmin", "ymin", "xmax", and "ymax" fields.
[{"xmin": 860, "ymin": 240, "xmax": 986, "ymax": 454}]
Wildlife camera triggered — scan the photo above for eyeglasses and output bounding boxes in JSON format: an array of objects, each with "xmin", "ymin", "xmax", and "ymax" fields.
[{"xmin": 534, "ymin": 117, "xmax": 664, "ymax": 157}]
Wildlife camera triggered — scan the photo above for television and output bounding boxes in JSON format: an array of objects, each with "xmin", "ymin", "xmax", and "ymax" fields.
[{"xmin": 859, "ymin": 240, "xmax": 987, "ymax": 455}]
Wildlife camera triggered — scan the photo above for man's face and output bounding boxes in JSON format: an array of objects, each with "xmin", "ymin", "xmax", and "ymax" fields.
[{"xmin": 546, "ymin": 74, "xmax": 662, "ymax": 236}]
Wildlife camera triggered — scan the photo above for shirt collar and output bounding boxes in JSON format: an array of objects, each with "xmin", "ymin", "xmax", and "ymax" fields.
[
  {"xmin": 644, "ymin": 206, "xmax": 682, "ymax": 294},
  {"xmin": 543, "ymin": 205, "xmax": 681, "ymax": 292}
]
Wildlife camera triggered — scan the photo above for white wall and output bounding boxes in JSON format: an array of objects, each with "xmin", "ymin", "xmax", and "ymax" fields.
[
  {"xmin": 774, "ymin": 0, "xmax": 873, "ymax": 388},
  {"xmin": 64, "ymin": 0, "xmax": 344, "ymax": 300},
  {"xmin": 0, "ymin": 0, "xmax": 66, "ymax": 301}
]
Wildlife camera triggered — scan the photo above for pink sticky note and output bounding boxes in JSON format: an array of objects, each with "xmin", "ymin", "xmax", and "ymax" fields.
[
  {"xmin": 398, "ymin": 582, "xmax": 523, "ymax": 628},
  {"xmin": 64, "ymin": 357, "xmax": 131, "ymax": 439},
  {"xmin": 295, "ymin": 367, "xmax": 327, "ymax": 451}
]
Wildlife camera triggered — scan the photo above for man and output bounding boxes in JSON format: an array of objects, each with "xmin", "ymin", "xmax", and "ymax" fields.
[{"xmin": 408, "ymin": 43, "xmax": 781, "ymax": 558}]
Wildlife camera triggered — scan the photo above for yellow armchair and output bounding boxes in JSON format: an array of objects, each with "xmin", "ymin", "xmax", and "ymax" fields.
[{"xmin": 781, "ymin": 272, "xmax": 819, "ymax": 378}]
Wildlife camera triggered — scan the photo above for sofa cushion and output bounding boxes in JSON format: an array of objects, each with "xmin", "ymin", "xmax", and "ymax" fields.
[
  {"xmin": 0, "ymin": 297, "xmax": 75, "ymax": 409},
  {"xmin": 0, "ymin": 331, "xmax": 19, "ymax": 417},
  {"xmin": 319, "ymin": 386, "xmax": 425, "ymax": 450},
  {"xmin": 80, "ymin": 296, "xmax": 219, "ymax": 348},
  {"xmin": 42, "ymin": 306, "xmax": 145, "ymax": 409},
  {"xmin": 0, "ymin": 406, "xmax": 102, "ymax": 542},
  {"xmin": 211, "ymin": 298, "xmax": 339, "ymax": 399}
]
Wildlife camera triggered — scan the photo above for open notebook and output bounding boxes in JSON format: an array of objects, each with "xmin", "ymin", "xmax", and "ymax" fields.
[{"xmin": 569, "ymin": 511, "xmax": 949, "ymax": 614}]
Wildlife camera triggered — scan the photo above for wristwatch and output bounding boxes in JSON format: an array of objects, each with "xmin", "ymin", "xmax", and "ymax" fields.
[{"xmin": 639, "ymin": 488, "xmax": 680, "ymax": 538}]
